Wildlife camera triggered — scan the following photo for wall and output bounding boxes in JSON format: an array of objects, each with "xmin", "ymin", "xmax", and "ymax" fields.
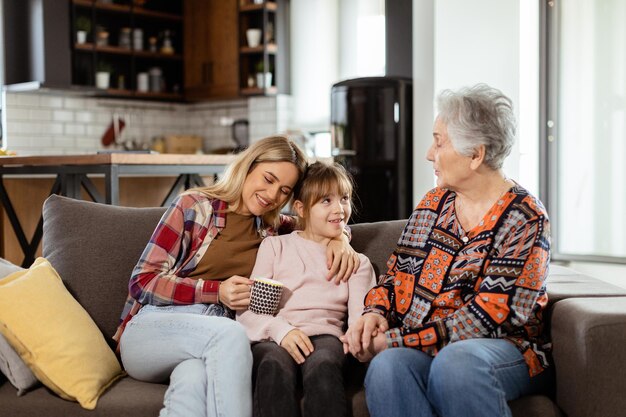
[
  {"xmin": 290, "ymin": 0, "xmax": 338, "ymax": 131},
  {"xmin": 411, "ymin": 0, "xmax": 524, "ymax": 201},
  {"xmin": 434, "ymin": 0, "xmax": 521, "ymax": 183},
  {"xmin": 2, "ymin": 92, "xmax": 285, "ymax": 155}
]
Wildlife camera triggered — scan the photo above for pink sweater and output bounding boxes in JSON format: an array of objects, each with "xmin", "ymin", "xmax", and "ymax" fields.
[{"xmin": 237, "ymin": 231, "xmax": 376, "ymax": 344}]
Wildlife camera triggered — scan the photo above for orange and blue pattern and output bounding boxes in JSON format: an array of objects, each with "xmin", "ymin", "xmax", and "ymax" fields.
[{"xmin": 365, "ymin": 186, "xmax": 551, "ymax": 377}]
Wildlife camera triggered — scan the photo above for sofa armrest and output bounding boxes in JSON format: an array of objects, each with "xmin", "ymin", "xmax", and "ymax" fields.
[{"xmin": 551, "ymin": 297, "xmax": 626, "ymax": 417}]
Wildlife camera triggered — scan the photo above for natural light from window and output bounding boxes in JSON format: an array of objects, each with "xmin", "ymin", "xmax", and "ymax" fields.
[{"xmin": 557, "ymin": 0, "xmax": 626, "ymax": 258}]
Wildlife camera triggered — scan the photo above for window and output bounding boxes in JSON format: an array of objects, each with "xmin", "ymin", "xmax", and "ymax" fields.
[{"xmin": 543, "ymin": 0, "xmax": 626, "ymax": 262}]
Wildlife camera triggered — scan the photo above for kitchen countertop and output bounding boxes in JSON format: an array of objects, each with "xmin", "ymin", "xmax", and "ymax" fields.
[
  {"xmin": 0, "ymin": 152, "xmax": 239, "ymax": 267},
  {"xmin": 0, "ymin": 153, "xmax": 237, "ymax": 167}
]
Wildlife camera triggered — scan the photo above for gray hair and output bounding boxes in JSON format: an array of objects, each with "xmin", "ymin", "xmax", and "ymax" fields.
[{"xmin": 436, "ymin": 84, "xmax": 516, "ymax": 170}]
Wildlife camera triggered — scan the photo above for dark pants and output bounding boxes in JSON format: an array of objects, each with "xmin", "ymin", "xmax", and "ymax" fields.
[{"xmin": 252, "ymin": 334, "xmax": 348, "ymax": 417}]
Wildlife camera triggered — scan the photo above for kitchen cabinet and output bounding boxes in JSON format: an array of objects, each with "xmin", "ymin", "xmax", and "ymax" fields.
[
  {"xmin": 184, "ymin": 0, "xmax": 239, "ymax": 100},
  {"xmin": 238, "ymin": 0, "xmax": 290, "ymax": 96},
  {"xmin": 70, "ymin": 0, "xmax": 184, "ymax": 100}
]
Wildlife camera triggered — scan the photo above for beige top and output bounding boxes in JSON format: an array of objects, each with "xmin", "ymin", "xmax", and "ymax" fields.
[{"xmin": 188, "ymin": 211, "xmax": 263, "ymax": 281}]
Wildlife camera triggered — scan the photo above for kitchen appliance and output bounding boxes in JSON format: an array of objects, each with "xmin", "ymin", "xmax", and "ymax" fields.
[{"xmin": 330, "ymin": 76, "xmax": 413, "ymax": 222}]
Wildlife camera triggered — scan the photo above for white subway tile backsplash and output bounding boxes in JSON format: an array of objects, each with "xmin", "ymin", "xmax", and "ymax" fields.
[
  {"xmin": 48, "ymin": 123, "xmax": 65, "ymax": 135},
  {"xmin": 3, "ymin": 92, "xmax": 288, "ymax": 155},
  {"xmin": 7, "ymin": 136, "xmax": 33, "ymax": 148},
  {"xmin": 4, "ymin": 93, "xmax": 19, "ymax": 106},
  {"xmin": 63, "ymin": 97, "xmax": 87, "ymax": 109},
  {"xmin": 15, "ymin": 94, "xmax": 40, "ymax": 107},
  {"xmin": 39, "ymin": 96, "xmax": 64, "ymax": 108},
  {"xmin": 53, "ymin": 110, "xmax": 74, "ymax": 122},
  {"xmin": 75, "ymin": 111, "xmax": 94, "ymax": 123},
  {"xmin": 64, "ymin": 124, "xmax": 86, "ymax": 135},
  {"xmin": 53, "ymin": 137, "xmax": 77, "ymax": 148},
  {"xmin": 96, "ymin": 112, "xmax": 114, "ymax": 123},
  {"xmin": 87, "ymin": 124, "xmax": 106, "ymax": 136},
  {"xmin": 29, "ymin": 109, "xmax": 53, "ymax": 120},
  {"xmin": 7, "ymin": 108, "xmax": 31, "ymax": 120}
]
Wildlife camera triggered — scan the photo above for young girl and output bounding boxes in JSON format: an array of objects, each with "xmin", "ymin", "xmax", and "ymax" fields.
[
  {"xmin": 114, "ymin": 137, "xmax": 360, "ymax": 417},
  {"xmin": 237, "ymin": 162, "xmax": 376, "ymax": 417}
]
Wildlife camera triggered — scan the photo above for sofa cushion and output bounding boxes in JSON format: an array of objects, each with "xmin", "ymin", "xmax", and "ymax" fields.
[
  {"xmin": 509, "ymin": 395, "xmax": 564, "ymax": 417},
  {"xmin": 0, "ymin": 376, "xmax": 166, "ymax": 417},
  {"xmin": 546, "ymin": 264, "xmax": 626, "ymax": 303},
  {"xmin": 349, "ymin": 220, "xmax": 406, "ymax": 278},
  {"xmin": 42, "ymin": 195, "xmax": 166, "ymax": 348},
  {"xmin": 0, "ymin": 257, "xmax": 23, "ymax": 276},
  {"xmin": 0, "ymin": 258, "xmax": 124, "ymax": 409},
  {"xmin": 0, "ymin": 257, "xmax": 39, "ymax": 395},
  {"xmin": 551, "ymin": 297, "xmax": 626, "ymax": 417},
  {"xmin": 0, "ymin": 333, "xmax": 39, "ymax": 396}
]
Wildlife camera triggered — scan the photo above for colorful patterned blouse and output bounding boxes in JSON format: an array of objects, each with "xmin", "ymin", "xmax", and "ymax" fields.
[{"xmin": 364, "ymin": 185, "xmax": 551, "ymax": 376}]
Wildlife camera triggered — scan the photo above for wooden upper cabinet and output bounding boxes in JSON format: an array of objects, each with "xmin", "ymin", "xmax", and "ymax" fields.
[{"xmin": 184, "ymin": 0, "xmax": 239, "ymax": 100}]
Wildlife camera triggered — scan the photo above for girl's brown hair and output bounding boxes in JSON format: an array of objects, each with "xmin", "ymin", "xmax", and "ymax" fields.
[{"xmin": 292, "ymin": 161, "xmax": 354, "ymax": 229}]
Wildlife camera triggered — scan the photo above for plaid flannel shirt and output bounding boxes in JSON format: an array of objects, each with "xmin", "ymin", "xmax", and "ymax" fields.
[{"xmin": 113, "ymin": 191, "xmax": 293, "ymax": 343}]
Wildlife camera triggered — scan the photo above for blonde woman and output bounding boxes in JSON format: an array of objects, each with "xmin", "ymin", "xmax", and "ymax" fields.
[{"xmin": 114, "ymin": 137, "xmax": 360, "ymax": 417}]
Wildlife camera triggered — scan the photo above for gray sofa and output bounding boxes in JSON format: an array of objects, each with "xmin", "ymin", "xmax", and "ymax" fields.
[{"xmin": 2, "ymin": 194, "xmax": 626, "ymax": 417}]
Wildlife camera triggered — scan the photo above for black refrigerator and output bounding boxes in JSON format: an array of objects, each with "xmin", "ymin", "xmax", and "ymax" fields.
[{"xmin": 330, "ymin": 76, "xmax": 413, "ymax": 222}]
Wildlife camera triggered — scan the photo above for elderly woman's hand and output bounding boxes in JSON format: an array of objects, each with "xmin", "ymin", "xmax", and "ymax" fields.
[
  {"xmin": 348, "ymin": 332, "xmax": 387, "ymax": 362},
  {"xmin": 219, "ymin": 275, "xmax": 254, "ymax": 310},
  {"xmin": 341, "ymin": 313, "xmax": 388, "ymax": 359},
  {"xmin": 326, "ymin": 233, "xmax": 360, "ymax": 284}
]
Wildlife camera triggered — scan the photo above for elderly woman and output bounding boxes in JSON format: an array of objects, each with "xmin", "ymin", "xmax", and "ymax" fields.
[{"xmin": 342, "ymin": 84, "xmax": 552, "ymax": 417}]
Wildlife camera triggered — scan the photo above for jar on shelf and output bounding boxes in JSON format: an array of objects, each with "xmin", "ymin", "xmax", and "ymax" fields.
[
  {"xmin": 137, "ymin": 72, "xmax": 149, "ymax": 92},
  {"xmin": 148, "ymin": 36, "xmax": 158, "ymax": 52},
  {"xmin": 96, "ymin": 26, "xmax": 109, "ymax": 47},
  {"xmin": 119, "ymin": 27, "xmax": 131, "ymax": 49},
  {"xmin": 160, "ymin": 30, "xmax": 174, "ymax": 54},
  {"xmin": 133, "ymin": 28, "xmax": 143, "ymax": 51},
  {"xmin": 149, "ymin": 67, "xmax": 163, "ymax": 92}
]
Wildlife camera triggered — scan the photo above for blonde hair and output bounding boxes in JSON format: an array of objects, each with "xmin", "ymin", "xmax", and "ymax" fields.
[
  {"xmin": 293, "ymin": 162, "xmax": 354, "ymax": 230},
  {"xmin": 192, "ymin": 136, "xmax": 308, "ymax": 227}
]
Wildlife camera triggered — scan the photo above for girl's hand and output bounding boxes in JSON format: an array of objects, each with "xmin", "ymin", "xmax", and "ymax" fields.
[
  {"xmin": 219, "ymin": 275, "xmax": 254, "ymax": 310},
  {"xmin": 280, "ymin": 329, "xmax": 314, "ymax": 364},
  {"xmin": 326, "ymin": 234, "xmax": 360, "ymax": 284}
]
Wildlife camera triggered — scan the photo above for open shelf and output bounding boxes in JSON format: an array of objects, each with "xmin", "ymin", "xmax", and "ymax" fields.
[{"xmin": 70, "ymin": 0, "xmax": 183, "ymax": 101}]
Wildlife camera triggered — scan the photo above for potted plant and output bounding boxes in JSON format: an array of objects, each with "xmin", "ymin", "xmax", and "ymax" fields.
[
  {"xmin": 75, "ymin": 16, "xmax": 91, "ymax": 44},
  {"xmin": 95, "ymin": 61, "xmax": 113, "ymax": 89},
  {"xmin": 254, "ymin": 60, "xmax": 272, "ymax": 89}
]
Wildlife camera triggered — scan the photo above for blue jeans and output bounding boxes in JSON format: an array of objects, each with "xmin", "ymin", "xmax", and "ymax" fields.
[
  {"xmin": 120, "ymin": 304, "xmax": 252, "ymax": 417},
  {"xmin": 364, "ymin": 338, "xmax": 553, "ymax": 417}
]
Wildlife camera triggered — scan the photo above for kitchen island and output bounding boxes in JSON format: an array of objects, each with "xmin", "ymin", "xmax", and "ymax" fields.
[{"xmin": 0, "ymin": 153, "xmax": 236, "ymax": 266}]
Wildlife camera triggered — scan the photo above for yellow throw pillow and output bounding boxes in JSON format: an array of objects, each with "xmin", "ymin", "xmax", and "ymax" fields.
[{"xmin": 0, "ymin": 258, "xmax": 124, "ymax": 409}]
